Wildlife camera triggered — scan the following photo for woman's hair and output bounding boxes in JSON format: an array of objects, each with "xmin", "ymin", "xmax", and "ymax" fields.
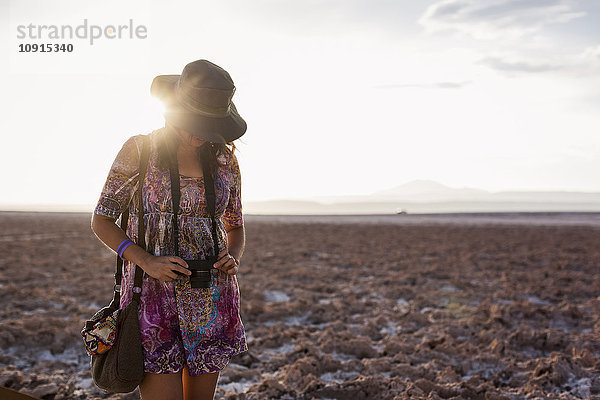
[{"xmin": 156, "ymin": 124, "xmax": 237, "ymax": 177}]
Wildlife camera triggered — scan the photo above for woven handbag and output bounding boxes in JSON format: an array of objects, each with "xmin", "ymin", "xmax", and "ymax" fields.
[{"xmin": 81, "ymin": 134, "xmax": 151, "ymax": 393}]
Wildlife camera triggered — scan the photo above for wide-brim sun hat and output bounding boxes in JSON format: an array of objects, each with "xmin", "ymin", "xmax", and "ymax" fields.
[{"xmin": 150, "ymin": 59, "xmax": 247, "ymax": 143}]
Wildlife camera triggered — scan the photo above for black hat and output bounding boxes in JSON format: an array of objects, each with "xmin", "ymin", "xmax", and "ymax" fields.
[{"xmin": 151, "ymin": 60, "xmax": 247, "ymax": 143}]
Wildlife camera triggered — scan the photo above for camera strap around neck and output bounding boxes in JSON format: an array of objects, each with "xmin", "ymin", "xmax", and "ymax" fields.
[{"xmin": 168, "ymin": 146, "xmax": 220, "ymax": 260}]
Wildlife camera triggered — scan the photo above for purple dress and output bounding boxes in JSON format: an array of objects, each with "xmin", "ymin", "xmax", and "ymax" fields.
[{"xmin": 94, "ymin": 129, "xmax": 247, "ymax": 375}]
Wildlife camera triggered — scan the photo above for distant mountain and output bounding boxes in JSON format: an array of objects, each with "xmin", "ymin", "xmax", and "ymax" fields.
[
  {"xmin": 371, "ymin": 180, "xmax": 490, "ymax": 201},
  {"xmin": 245, "ymin": 180, "xmax": 600, "ymax": 214},
  {"xmin": 309, "ymin": 180, "xmax": 600, "ymax": 204}
]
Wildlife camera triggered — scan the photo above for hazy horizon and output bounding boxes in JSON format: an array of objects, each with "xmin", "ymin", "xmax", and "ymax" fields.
[{"xmin": 3, "ymin": 178, "xmax": 600, "ymax": 215}]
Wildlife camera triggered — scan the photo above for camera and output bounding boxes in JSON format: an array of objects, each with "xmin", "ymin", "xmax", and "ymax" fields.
[{"xmin": 183, "ymin": 259, "xmax": 217, "ymax": 289}]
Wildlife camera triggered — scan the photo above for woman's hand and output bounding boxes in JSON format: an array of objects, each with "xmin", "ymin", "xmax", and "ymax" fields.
[
  {"xmin": 213, "ymin": 249, "xmax": 240, "ymax": 276},
  {"xmin": 141, "ymin": 255, "xmax": 191, "ymax": 282}
]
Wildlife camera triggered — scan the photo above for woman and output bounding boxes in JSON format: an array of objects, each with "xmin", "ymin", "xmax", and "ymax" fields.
[{"xmin": 91, "ymin": 60, "xmax": 248, "ymax": 400}]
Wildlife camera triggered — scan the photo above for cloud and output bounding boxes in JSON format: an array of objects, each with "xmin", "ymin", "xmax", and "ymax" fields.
[
  {"xmin": 417, "ymin": 0, "xmax": 600, "ymax": 77},
  {"xmin": 478, "ymin": 56, "xmax": 563, "ymax": 72},
  {"xmin": 577, "ymin": 44, "xmax": 600, "ymax": 69},
  {"xmin": 477, "ymin": 44, "xmax": 600, "ymax": 75},
  {"xmin": 419, "ymin": 0, "xmax": 586, "ymax": 40},
  {"xmin": 374, "ymin": 81, "xmax": 472, "ymax": 89}
]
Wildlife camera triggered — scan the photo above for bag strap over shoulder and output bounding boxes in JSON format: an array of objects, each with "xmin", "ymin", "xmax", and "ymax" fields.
[{"xmin": 111, "ymin": 135, "xmax": 151, "ymax": 308}]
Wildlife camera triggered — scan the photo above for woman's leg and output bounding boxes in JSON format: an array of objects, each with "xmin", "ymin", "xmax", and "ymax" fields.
[
  {"xmin": 182, "ymin": 365, "xmax": 220, "ymax": 400},
  {"xmin": 139, "ymin": 371, "xmax": 184, "ymax": 400}
]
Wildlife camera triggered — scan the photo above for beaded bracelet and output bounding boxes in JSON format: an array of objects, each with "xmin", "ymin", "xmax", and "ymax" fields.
[{"xmin": 117, "ymin": 239, "xmax": 134, "ymax": 259}]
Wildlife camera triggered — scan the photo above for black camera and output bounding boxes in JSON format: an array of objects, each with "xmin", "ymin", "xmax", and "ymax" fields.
[{"xmin": 184, "ymin": 259, "xmax": 217, "ymax": 289}]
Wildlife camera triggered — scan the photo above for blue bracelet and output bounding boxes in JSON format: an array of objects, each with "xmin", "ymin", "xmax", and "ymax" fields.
[
  {"xmin": 116, "ymin": 239, "xmax": 132, "ymax": 254},
  {"xmin": 117, "ymin": 239, "xmax": 134, "ymax": 259},
  {"xmin": 119, "ymin": 241, "xmax": 134, "ymax": 259}
]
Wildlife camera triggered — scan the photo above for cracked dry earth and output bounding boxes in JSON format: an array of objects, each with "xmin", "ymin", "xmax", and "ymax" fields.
[{"xmin": 0, "ymin": 212, "xmax": 599, "ymax": 399}]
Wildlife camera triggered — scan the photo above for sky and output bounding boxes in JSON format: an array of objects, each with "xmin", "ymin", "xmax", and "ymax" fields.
[{"xmin": 1, "ymin": 0, "xmax": 599, "ymax": 209}]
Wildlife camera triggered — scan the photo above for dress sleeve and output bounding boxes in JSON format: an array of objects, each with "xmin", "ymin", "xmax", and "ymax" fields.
[
  {"xmin": 222, "ymin": 152, "xmax": 244, "ymax": 227},
  {"xmin": 94, "ymin": 135, "xmax": 142, "ymax": 220}
]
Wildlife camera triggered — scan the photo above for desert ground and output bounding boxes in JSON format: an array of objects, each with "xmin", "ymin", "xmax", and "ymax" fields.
[{"xmin": 0, "ymin": 211, "xmax": 599, "ymax": 399}]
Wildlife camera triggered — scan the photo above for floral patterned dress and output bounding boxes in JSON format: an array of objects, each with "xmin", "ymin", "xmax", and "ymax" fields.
[{"xmin": 94, "ymin": 128, "xmax": 247, "ymax": 375}]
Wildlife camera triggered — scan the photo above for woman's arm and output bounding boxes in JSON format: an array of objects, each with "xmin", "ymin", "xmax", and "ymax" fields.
[
  {"xmin": 214, "ymin": 151, "xmax": 245, "ymax": 275},
  {"xmin": 91, "ymin": 214, "xmax": 152, "ymax": 268},
  {"xmin": 214, "ymin": 224, "xmax": 245, "ymax": 275},
  {"xmin": 91, "ymin": 214, "xmax": 191, "ymax": 281},
  {"xmin": 226, "ymin": 224, "xmax": 245, "ymax": 262}
]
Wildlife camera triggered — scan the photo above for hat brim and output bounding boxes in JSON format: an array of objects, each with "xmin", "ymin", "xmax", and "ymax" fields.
[{"xmin": 151, "ymin": 75, "xmax": 247, "ymax": 143}]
